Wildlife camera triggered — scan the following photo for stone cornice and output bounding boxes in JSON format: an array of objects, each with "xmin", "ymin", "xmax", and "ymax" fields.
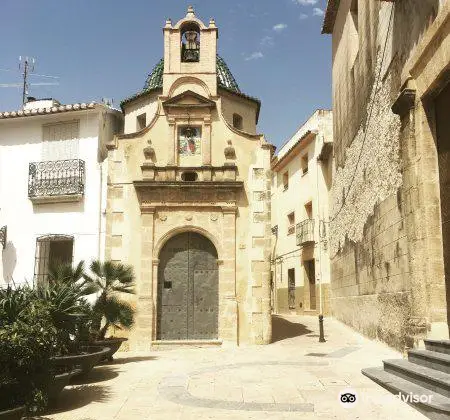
[
  {"xmin": 134, "ymin": 180, "xmax": 244, "ymax": 190},
  {"xmin": 392, "ymin": 88, "xmax": 416, "ymax": 117}
]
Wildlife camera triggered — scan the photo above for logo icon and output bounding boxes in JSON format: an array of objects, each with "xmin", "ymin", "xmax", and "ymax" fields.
[{"xmin": 338, "ymin": 389, "xmax": 357, "ymax": 408}]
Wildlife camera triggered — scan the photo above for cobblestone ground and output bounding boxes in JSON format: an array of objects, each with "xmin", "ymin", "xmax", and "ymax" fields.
[{"xmin": 38, "ymin": 316, "xmax": 427, "ymax": 420}]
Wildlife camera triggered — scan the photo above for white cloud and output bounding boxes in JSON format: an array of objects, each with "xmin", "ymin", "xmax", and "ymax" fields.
[
  {"xmin": 260, "ymin": 35, "xmax": 275, "ymax": 47},
  {"xmin": 292, "ymin": 0, "xmax": 317, "ymax": 5},
  {"xmin": 245, "ymin": 51, "xmax": 264, "ymax": 61},
  {"xmin": 313, "ymin": 7, "xmax": 324, "ymax": 16},
  {"xmin": 299, "ymin": 13, "xmax": 308, "ymax": 20},
  {"xmin": 273, "ymin": 23, "xmax": 288, "ymax": 32}
]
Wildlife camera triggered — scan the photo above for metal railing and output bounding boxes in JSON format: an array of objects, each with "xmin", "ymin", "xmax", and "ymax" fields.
[
  {"xmin": 28, "ymin": 159, "xmax": 85, "ymax": 199},
  {"xmin": 296, "ymin": 219, "xmax": 315, "ymax": 246}
]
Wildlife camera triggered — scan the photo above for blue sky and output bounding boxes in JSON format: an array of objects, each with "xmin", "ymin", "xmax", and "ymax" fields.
[{"xmin": 0, "ymin": 0, "xmax": 331, "ymax": 148}]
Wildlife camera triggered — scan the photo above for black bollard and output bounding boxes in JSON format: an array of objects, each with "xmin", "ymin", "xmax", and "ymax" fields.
[{"xmin": 319, "ymin": 314, "xmax": 326, "ymax": 342}]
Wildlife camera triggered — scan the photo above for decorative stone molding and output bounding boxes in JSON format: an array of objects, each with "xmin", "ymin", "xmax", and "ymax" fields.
[
  {"xmin": 143, "ymin": 140, "xmax": 155, "ymax": 161},
  {"xmin": 224, "ymin": 140, "xmax": 236, "ymax": 160},
  {"xmin": 392, "ymin": 88, "xmax": 416, "ymax": 117}
]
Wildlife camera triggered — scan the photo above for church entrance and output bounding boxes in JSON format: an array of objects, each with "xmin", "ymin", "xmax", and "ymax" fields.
[{"xmin": 157, "ymin": 232, "xmax": 219, "ymax": 340}]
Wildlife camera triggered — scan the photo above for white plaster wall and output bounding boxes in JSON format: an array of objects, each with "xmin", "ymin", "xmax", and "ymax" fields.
[
  {"xmin": 0, "ymin": 110, "xmax": 108, "ymax": 286},
  {"xmin": 123, "ymin": 94, "xmax": 159, "ymax": 134},
  {"xmin": 276, "ymin": 110, "xmax": 332, "ymax": 160},
  {"xmin": 271, "ymin": 111, "xmax": 333, "ymax": 293}
]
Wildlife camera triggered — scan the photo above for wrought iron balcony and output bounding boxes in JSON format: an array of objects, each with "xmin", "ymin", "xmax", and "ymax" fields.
[
  {"xmin": 28, "ymin": 159, "xmax": 85, "ymax": 203},
  {"xmin": 296, "ymin": 219, "xmax": 315, "ymax": 246}
]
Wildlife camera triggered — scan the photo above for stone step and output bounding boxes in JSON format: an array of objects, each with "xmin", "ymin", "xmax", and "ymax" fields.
[
  {"xmin": 409, "ymin": 349, "xmax": 450, "ymax": 374},
  {"xmin": 383, "ymin": 359, "xmax": 450, "ymax": 398},
  {"xmin": 424, "ymin": 339, "xmax": 450, "ymax": 355},
  {"xmin": 362, "ymin": 367, "xmax": 450, "ymax": 420}
]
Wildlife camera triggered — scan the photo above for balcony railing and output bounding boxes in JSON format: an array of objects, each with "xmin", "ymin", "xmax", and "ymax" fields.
[
  {"xmin": 296, "ymin": 219, "xmax": 315, "ymax": 246},
  {"xmin": 28, "ymin": 159, "xmax": 85, "ymax": 202}
]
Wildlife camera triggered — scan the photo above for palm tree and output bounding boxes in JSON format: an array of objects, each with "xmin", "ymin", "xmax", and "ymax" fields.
[{"xmin": 82, "ymin": 260, "xmax": 136, "ymax": 340}]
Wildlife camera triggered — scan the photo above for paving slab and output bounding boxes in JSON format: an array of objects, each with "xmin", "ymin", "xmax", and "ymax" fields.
[{"xmin": 39, "ymin": 315, "xmax": 429, "ymax": 420}]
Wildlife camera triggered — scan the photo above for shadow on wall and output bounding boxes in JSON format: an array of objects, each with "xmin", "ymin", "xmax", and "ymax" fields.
[
  {"xmin": 32, "ymin": 200, "xmax": 85, "ymax": 214},
  {"xmin": 271, "ymin": 315, "xmax": 313, "ymax": 343},
  {"xmin": 2, "ymin": 241, "xmax": 17, "ymax": 284}
]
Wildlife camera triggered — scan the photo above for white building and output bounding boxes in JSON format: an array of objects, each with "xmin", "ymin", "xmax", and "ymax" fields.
[
  {"xmin": 0, "ymin": 98, "xmax": 122, "ymax": 286},
  {"xmin": 271, "ymin": 109, "xmax": 333, "ymax": 315}
]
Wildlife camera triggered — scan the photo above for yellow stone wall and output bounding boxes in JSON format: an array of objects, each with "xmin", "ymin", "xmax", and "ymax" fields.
[{"xmin": 106, "ymin": 8, "xmax": 272, "ymax": 349}]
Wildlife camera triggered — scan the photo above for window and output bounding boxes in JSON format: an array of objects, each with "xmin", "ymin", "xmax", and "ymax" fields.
[
  {"xmin": 137, "ymin": 113, "xmax": 146, "ymax": 131},
  {"xmin": 181, "ymin": 23, "xmax": 200, "ymax": 62},
  {"xmin": 34, "ymin": 235, "xmax": 74, "ymax": 285},
  {"xmin": 283, "ymin": 172, "xmax": 289, "ymax": 190},
  {"xmin": 42, "ymin": 121, "xmax": 79, "ymax": 161},
  {"xmin": 233, "ymin": 113, "xmax": 243, "ymax": 130},
  {"xmin": 301, "ymin": 154, "xmax": 309, "ymax": 175},
  {"xmin": 287, "ymin": 212, "xmax": 295, "ymax": 235},
  {"xmin": 181, "ymin": 171, "xmax": 198, "ymax": 182}
]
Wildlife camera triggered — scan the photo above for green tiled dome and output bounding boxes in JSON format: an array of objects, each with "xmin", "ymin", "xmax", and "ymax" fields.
[{"xmin": 142, "ymin": 55, "xmax": 241, "ymax": 93}]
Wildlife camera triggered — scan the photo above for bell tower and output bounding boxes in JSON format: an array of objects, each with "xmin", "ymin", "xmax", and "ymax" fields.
[{"xmin": 163, "ymin": 6, "xmax": 218, "ymax": 97}]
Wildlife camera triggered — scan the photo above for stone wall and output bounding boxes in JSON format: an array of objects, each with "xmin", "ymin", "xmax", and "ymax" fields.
[{"xmin": 328, "ymin": 0, "xmax": 448, "ymax": 350}]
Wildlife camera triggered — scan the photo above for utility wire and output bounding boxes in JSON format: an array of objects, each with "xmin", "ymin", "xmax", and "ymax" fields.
[{"xmin": 328, "ymin": 3, "xmax": 395, "ymax": 224}]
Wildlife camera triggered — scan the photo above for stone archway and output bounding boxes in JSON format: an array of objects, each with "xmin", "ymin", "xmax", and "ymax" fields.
[{"xmin": 157, "ymin": 231, "xmax": 218, "ymax": 340}]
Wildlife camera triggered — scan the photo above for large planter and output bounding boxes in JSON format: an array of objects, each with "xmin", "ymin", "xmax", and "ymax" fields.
[
  {"xmin": 92, "ymin": 338, "xmax": 128, "ymax": 361},
  {"xmin": 47, "ymin": 370, "xmax": 79, "ymax": 401},
  {"xmin": 0, "ymin": 405, "xmax": 26, "ymax": 420},
  {"xmin": 50, "ymin": 346, "xmax": 110, "ymax": 377}
]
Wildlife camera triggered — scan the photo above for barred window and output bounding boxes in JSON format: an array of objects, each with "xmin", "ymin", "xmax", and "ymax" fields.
[{"xmin": 34, "ymin": 235, "xmax": 74, "ymax": 285}]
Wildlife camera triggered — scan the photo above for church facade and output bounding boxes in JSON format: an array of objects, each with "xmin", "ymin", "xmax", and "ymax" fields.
[{"xmin": 104, "ymin": 7, "xmax": 273, "ymax": 349}]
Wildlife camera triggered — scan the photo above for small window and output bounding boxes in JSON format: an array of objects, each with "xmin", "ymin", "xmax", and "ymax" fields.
[
  {"xmin": 287, "ymin": 212, "xmax": 295, "ymax": 235},
  {"xmin": 301, "ymin": 154, "xmax": 309, "ymax": 175},
  {"xmin": 283, "ymin": 172, "xmax": 289, "ymax": 190},
  {"xmin": 34, "ymin": 235, "xmax": 74, "ymax": 285},
  {"xmin": 233, "ymin": 113, "xmax": 243, "ymax": 130},
  {"xmin": 137, "ymin": 113, "xmax": 146, "ymax": 131},
  {"xmin": 181, "ymin": 171, "xmax": 198, "ymax": 182}
]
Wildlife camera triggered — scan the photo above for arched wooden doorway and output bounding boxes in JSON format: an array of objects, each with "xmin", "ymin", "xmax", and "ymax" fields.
[{"xmin": 157, "ymin": 232, "xmax": 218, "ymax": 340}]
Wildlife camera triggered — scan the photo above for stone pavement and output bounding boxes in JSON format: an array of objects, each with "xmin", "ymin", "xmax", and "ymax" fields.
[{"xmin": 42, "ymin": 316, "xmax": 428, "ymax": 420}]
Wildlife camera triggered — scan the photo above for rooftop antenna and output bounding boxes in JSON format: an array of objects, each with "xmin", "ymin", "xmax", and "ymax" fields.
[
  {"xmin": 0, "ymin": 57, "xmax": 59, "ymax": 106},
  {"xmin": 20, "ymin": 56, "xmax": 34, "ymax": 105}
]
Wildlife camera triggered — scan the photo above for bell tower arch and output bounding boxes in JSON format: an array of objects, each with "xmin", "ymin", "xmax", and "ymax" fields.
[{"xmin": 163, "ymin": 6, "xmax": 218, "ymax": 97}]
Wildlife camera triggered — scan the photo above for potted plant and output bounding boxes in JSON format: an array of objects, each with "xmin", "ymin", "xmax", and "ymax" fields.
[
  {"xmin": 82, "ymin": 260, "xmax": 136, "ymax": 360},
  {"xmin": 0, "ymin": 285, "xmax": 61, "ymax": 417},
  {"xmin": 43, "ymin": 262, "xmax": 110, "ymax": 376}
]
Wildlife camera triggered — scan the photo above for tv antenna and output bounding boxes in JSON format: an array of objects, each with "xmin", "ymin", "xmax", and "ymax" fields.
[{"xmin": 0, "ymin": 57, "xmax": 59, "ymax": 105}]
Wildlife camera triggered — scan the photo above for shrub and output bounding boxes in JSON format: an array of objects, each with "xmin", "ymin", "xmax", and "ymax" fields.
[
  {"xmin": 0, "ymin": 299, "xmax": 59, "ymax": 413},
  {"xmin": 83, "ymin": 260, "xmax": 136, "ymax": 340}
]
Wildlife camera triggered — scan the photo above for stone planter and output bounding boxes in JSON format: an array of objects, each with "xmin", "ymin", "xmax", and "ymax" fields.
[
  {"xmin": 0, "ymin": 405, "xmax": 26, "ymax": 420},
  {"xmin": 47, "ymin": 370, "xmax": 79, "ymax": 401},
  {"xmin": 92, "ymin": 338, "xmax": 128, "ymax": 361},
  {"xmin": 50, "ymin": 346, "xmax": 110, "ymax": 377}
]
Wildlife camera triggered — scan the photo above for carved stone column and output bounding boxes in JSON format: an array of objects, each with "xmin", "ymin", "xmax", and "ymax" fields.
[
  {"xmin": 219, "ymin": 206, "xmax": 238, "ymax": 342},
  {"xmin": 131, "ymin": 206, "xmax": 155, "ymax": 351},
  {"xmin": 167, "ymin": 117, "xmax": 176, "ymax": 165},
  {"xmin": 203, "ymin": 115, "xmax": 212, "ymax": 166}
]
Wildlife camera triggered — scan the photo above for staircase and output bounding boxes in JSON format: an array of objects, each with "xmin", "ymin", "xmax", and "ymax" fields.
[{"xmin": 362, "ymin": 339, "xmax": 450, "ymax": 420}]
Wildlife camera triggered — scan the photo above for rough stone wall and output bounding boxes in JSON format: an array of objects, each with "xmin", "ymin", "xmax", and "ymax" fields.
[
  {"xmin": 330, "ymin": 53, "xmax": 402, "ymax": 254},
  {"xmin": 329, "ymin": 0, "xmax": 447, "ymax": 351}
]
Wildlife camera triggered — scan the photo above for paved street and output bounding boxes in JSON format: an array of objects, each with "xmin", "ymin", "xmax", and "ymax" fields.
[{"xmin": 43, "ymin": 316, "xmax": 427, "ymax": 420}]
